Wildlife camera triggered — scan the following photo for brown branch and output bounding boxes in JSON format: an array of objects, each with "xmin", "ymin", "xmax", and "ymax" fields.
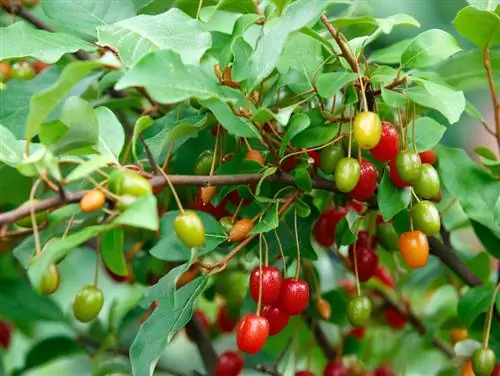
[
  {"xmin": 320, "ymin": 15, "xmax": 359, "ymax": 73},
  {"xmin": 185, "ymin": 318, "xmax": 217, "ymax": 374},
  {"xmin": 483, "ymin": 48, "xmax": 500, "ymax": 151},
  {"xmin": 372, "ymin": 77, "xmax": 407, "ymax": 96},
  {"xmin": 303, "ymin": 316, "xmax": 337, "ymax": 360}
]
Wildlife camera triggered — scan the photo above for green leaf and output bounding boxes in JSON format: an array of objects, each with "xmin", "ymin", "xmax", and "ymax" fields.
[
  {"xmin": 436, "ymin": 146, "xmax": 500, "ymax": 239},
  {"xmin": 335, "ymin": 209, "xmax": 360, "ymax": 246},
  {"xmin": 407, "ymin": 79, "xmax": 466, "ymax": 124},
  {"xmin": 316, "ymin": 72, "xmax": 358, "ymax": 98},
  {"xmin": 42, "ymin": 0, "xmax": 136, "ymax": 38},
  {"xmin": 95, "ymin": 107, "xmax": 125, "ymax": 161},
  {"xmin": 114, "ymin": 195, "xmax": 159, "ymax": 231},
  {"xmin": 322, "ymin": 289, "xmax": 348, "ymax": 325},
  {"xmin": 216, "ymin": 0, "xmax": 256, "ymax": 13},
  {"xmin": 377, "ymin": 170, "xmax": 411, "ymax": 221},
  {"xmin": 467, "ymin": 0, "xmax": 500, "ymax": 10},
  {"xmin": 280, "ymin": 114, "xmax": 311, "ymax": 157},
  {"xmin": 231, "ymin": 35, "xmax": 254, "ymax": 81},
  {"xmin": 101, "ymin": 228, "xmax": 127, "ymax": 276},
  {"xmin": 376, "ymin": 13, "xmax": 420, "ymax": 33},
  {"xmin": 97, "ymin": 8, "xmax": 211, "ymax": 67},
  {"xmin": 453, "ymin": 6, "xmax": 500, "ymax": 48},
  {"xmin": 150, "ymin": 211, "xmax": 227, "ymax": 262},
  {"xmin": 370, "ymin": 66, "xmax": 398, "ymax": 85},
  {"xmin": 293, "ymin": 167, "xmax": 313, "ymax": 192},
  {"xmin": 0, "ymin": 125, "xmax": 22, "ymax": 166},
  {"xmin": 64, "ymin": 155, "xmax": 113, "ymax": 182},
  {"xmin": 291, "ymin": 124, "xmax": 339, "ymax": 148},
  {"xmin": 130, "ymin": 276, "xmax": 207, "ymax": 376},
  {"xmin": 141, "ymin": 262, "xmax": 189, "ymax": 309},
  {"xmin": 474, "ymin": 146, "xmax": 497, "ymax": 160},
  {"xmin": 25, "ymin": 61, "xmax": 101, "ymax": 142},
  {"xmin": 457, "ymin": 284, "xmax": 495, "ymax": 326},
  {"xmin": 406, "ymin": 117, "xmax": 446, "ymax": 152},
  {"xmin": 251, "ymin": 203, "xmax": 279, "ymax": 234},
  {"xmin": 0, "ymin": 22, "xmax": 96, "ymax": 63},
  {"xmin": 132, "ymin": 116, "xmax": 154, "ymax": 161},
  {"xmin": 401, "ymin": 29, "xmax": 462, "ymax": 68},
  {"xmin": 368, "ymin": 39, "xmax": 411, "ymax": 64},
  {"xmin": 381, "ymin": 87, "xmax": 407, "ymax": 107}
]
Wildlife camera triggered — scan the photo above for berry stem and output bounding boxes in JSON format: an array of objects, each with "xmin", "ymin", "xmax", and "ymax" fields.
[
  {"xmin": 161, "ymin": 143, "xmax": 174, "ymax": 171},
  {"xmin": 278, "ymin": 134, "xmax": 344, "ymax": 166},
  {"xmin": 62, "ymin": 215, "xmax": 75, "ymax": 239},
  {"xmin": 348, "ymin": 116, "xmax": 353, "ymax": 158},
  {"xmin": 262, "ymin": 235, "xmax": 269, "ymax": 266},
  {"xmin": 209, "ymin": 125, "xmax": 220, "ymax": 176},
  {"xmin": 196, "ymin": 0, "xmax": 203, "ymax": 20},
  {"xmin": 94, "ymin": 238, "xmax": 101, "ymax": 287},
  {"xmin": 157, "ymin": 168, "xmax": 185, "ymax": 215},
  {"xmin": 256, "ymin": 235, "xmax": 264, "ymax": 316},
  {"xmin": 482, "ymin": 283, "xmax": 500, "ymax": 348},
  {"xmin": 242, "ymin": 138, "xmax": 252, "ymax": 151},
  {"xmin": 29, "ymin": 178, "xmax": 43, "ymax": 257},
  {"xmin": 411, "ymin": 106, "xmax": 417, "ymax": 154},
  {"xmin": 231, "ymin": 199, "xmax": 244, "ymax": 223},
  {"xmin": 294, "ymin": 209, "xmax": 301, "ymax": 280},
  {"xmin": 410, "ymin": 188, "xmax": 421, "ymax": 203},
  {"xmin": 353, "ymin": 231, "xmax": 361, "ymax": 297},
  {"xmin": 274, "ymin": 230, "xmax": 286, "ymax": 277}
]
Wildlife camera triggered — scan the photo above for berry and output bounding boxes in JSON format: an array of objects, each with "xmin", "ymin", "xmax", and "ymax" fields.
[
  {"xmin": 281, "ymin": 156, "xmax": 298, "ymax": 172},
  {"xmin": 296, "ymin": 372, "xmax": 314, "ymax": 376},
  {"xmin": 246, "ymin": 149, "xmax": 265, "ymax": 165},
  {"xmin": 73, "ymin": 285, "xmax": 104, "ymax": 323},
  {"xmin": 419, "ymin": 149, "xmax": 437, "ymax": 165},
  {"xmin": 108, "ymin": 170, "xmax": 152, "ymax": 197},
  {"xmin": 349, "ymin": 160, "xmax": 378, "ymax": 201},
  {"xmin": 472, "ymin": 348, "xmax": 496, "ymax": 376},
  {"xmin": 395, "ymin": 151, "xmax": 422, "ymax": 183},
  {"xmin": 389, "ymin": 159, "xmax": 410, "ymax": 188},
  {"xmin": 187, "ymin": 310, "xmax": 210, "ymax": 341},
  {"xmin": 313, "ymin": 206, "xmax": 348, "ymax": 247},
  {"xmin": 412, "ymin": 200, "xmax": 441, "ymax": 236},
  {"xmin": 348, "ymin": 326, "xmax": 366, "ymax": 339},
  {"xmin": 449, "ymin": 328, "xmax": 468, "ymax": 345},
  {"xmin": 340, "ymin": 278, "xmax": 356, "ymax": 296},
  {"xmin": 80, "ymin": 189, "xmax": 106, "ymax": 213},
  {"xmin": 236, "ymin": 314, "xmax": 269, "ymax": 354},
  {"xmin": 377, "ymin": 222, "xmax": 399, "ymax": 252},
  {"xmin": 215, "ymin": 351, "xmax": 244, "ymax": 376},
  {"xmin": 371, "ymin": 122, "xmax": 400, "ymax": 162},
  {"xmin": 32, "ymin": 60, "xmax": 50, "ymax": 74},
  {"xmin": 374, "ymin": 365, "xmax": 396, "ymax": 376},
  {"xmin": 320, "ymin": 145, "xmax": 345, "ymax": 174},
  {"xmin": 307, "ymin": 150, "xmax": 321, "ymax": 168},
  {"xmin": 347, "ymin": 296, "xmax": 372, "ymax": 326},
  {"xmin": 174, "ymin": 211, "xmax": 205, "ymax": 248},
  {"xmin": 324, "ymin": 361, "xmax": 348, "ymax": 376},
  {"xmin": 491, "ymin": 364, "xmax": 500, "ymax": 376},
  {"xmin": 215, "ymin": 271, "xmax": 248, "ymax": 306},
  {"xmin": 399, "ymin": 231, "xmax": 429, "ymax": 269},
  {"xmin": 0, "ymin": 62, "xmax": 11, "ymax": 82},
  {"xmin": 316, "ymin": 297, "xmax": 331, "ymax": 320},
  {"xmin": 249, "ymin": 266, "xmax": 282, "ymax": 305},
  {"xmin": 228, "ymin": 218, "xmax": 254, "ymax": 242},
  {"xmin": 278, "ymin": 278, "xmax": 310, "ymax": 316},
  {"xmin": 0, "ymin": 321, "xmax": 12, "ymax": 349},
  {"xmin": 40, "ymin": 263, "xmax": 60, "ymax": 295},
  {"xmin": 335, "ymin": 158, "xmax": 361, "ymax": 193},
  {"xmin": 461, "ymin": 360, "xmax": 474, "ymax": 376},
  {"xmin": 200, "ymin": 185, "xmax": 216, "ymax": 204},
  {"xmin": 374, "ymin": 266, "xmax": 395, "ymax": 288},
  {"xmin": 194, "ymin": 150, "xmax": 214, "ymax": 175},
  {"xmin": 353, "ymin": 111, "xmax": 382, "ymax": 150},
  {"xmin": 261, "ymin": 305, "xmax": 289, "ymax": 335},
  {"xmin": 10, "ymin": 61, "xmax": 35, "ymax": 80},
  {"xmin": 384, "ymin": 306, "xmax": 407, "ymax": 329},
  {"xmin": 348, "ymin": 246, "xmax": 379, "ymax": 282},
  {"xmin": 413, "ymin": 164, "xmax": 440, "ymax": 199},
  {"xmin": 356, "ymin": 230, "xmax": 377, "ymax": 249}
]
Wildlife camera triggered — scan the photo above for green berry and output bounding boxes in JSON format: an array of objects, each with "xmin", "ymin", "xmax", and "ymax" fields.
[
  {"xmin": 395, "ymin": 151, "xmax": 422, "ymax": 183},
  {"xmin": 413, "ymin": 164, "xmax": 440, "ymax": 199},
  {"xmin": 377, "ymin": 222, "xmax": 400, "ymax": 252},
  {"xmin": 174, "ymin": 211, "xmax": 205, "ymax": 248},
  {"xmin": 353, "ymin": 112, "xmax": 382, "ymax": 150},
  {"xmin": 194, "ymin": 151, "xmax": 215, "ymax": 176},
  {"xmin": 215, "ymin": 271, "xmax": 248, "ymax": 306},
  {"xmin": 15, "ymin": 200, "xmax": 47, "ymax": 228},
  {"xmin": 108, "ymin": 170, "xmax": 152, "ymax": 198},
  {"xmin": 73, "ymin": 285, "xmax": 104, "ymax": 323},
  {"xmin": 412, "ymin": 201, "xmax": 440, "ymax": 236},
  {"xmin": 219, "ymin": 216, "xmax": 233, "ymax": 234},
  {"xmin": 39, "ymin": 264, "xmax": 60, "ymax": 295},
  {"xmin": 472, "ymin": 348, "xmax": 496, "ymax": 376},
  {"xmin": 10, "ymin": 61, "xmax": 35, "ymax": 80},
  {"xmin": 347, "ymin": 295, "xmax": 372, "ymax": 326},
  {"xmin": 320, "ymin": 145, "xmax": 345, "ymax": 174},
  {"xmin": 334, "ymin": 158, "xmax": 361, "ymax": 193}
]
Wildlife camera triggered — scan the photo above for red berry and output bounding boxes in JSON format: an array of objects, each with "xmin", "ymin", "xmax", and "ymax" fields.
[
  {"xmin": 348, "ymin": 326, "xmax": 366, "ymax": 339},
  {"xmin": 389, "ymin": 159, "xmax": 410, "ymax": 188},
  {"xmin": 307, "ymin": 150, "xmax": 321, "ymax": 168},
  {"xmin": 215, "ymin": 351, "xmax": 244, "ymax": 376},
  {"xmin": 249, "ymin": 266, "xmax": 282, "ymax": 305},
  {"xmin": 491, "ymin": 364, "xmax": 500, "ymax": 376},
  {"xmin": 324, "ymin": 361, "xmax": 348, "ymax": 376},
  {"xmin": 236, "ymin": 314, "xmax": 269, "ymax": 354},
  {"xmin": 281, "ymin": 156, "xmax": 298, "ymax": 172},
  {"xmin": 374, "ymin": 365, "xmax": 396, "ymax": 376},
  {"xmin": 371, "ymin": 122, "xmax": 400, "ymax": 162},
  {"xmin": 314, "ymin": 207, "xmax": 348, "ymax": 247},
  {"xmin": 348, "ymin": 200, "xmax": 366, "ymax": 214},
  {"xmin": 374, "ymin": 266, "xmax": 395, "ymax": 288},
  {"xmin": 187, "ymin": 310, "xmax": 210, "ymax": 341},
  {"xmin": 356, "ymin": 231, "xmax": 377, "ymax": 249},
  {"xmin": 349, "ymin": 160, "xmax": 378, "ymax": 202},
  {"xmin": 296, "ymin": 372, "xmax": 314, "ymax": 376},
  {"xmin": 261, "ymin": 305, "xmax": 289, "ymax": 335},
  {"xmin": 217, "ymin": 305, "xmax": 239, "ymax": 333},
  {"xmin": 0, "ymin": 320, "xmax": 12, "ymax": 349},
  {"xmin": 278, "ymin": 278, "xmax": 310, "ymax": 316},
  {"xmin": 348, "ymin": 246, "xmax": 379, "ymax": 282},
  {"xmin": 193, "ymin": 192, "xmax": 230, "ymax": 220},
  {"xmin": 419, "ymin": 149, "xmax": 437, "ymax": 165},
  {"xmin": 384, "ymin": 306, "xmax": 407, "ymax": 330}
]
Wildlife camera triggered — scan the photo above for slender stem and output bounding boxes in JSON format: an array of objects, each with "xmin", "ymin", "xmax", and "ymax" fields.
[
  {"xmin": 353, "ymin": 231, "xmax": 361, "ymax": 296},
  {"xmin": 294, "ymin": 209, "xmax": 301, "ymax": 280},
  {"xmin": 483, "ymin": 284, "xmax": 500, "ymax": 347},
  {"xmin": 161, "ymin": 144, "xmax": 174, "ymax": 171},
  {"xmin": 263, "ymin": 235, "xmax": 269, "ymax": 266},
  {"xmin": 412, "ymin": 106, "xmax": 417, "ymax": 154},
  {"xmin": 209, "ymin": 126, "xmax": 220, "ymax": 176},
  {"xmin": 278, "ymin": 134, "xmax": 344, "ymax": 166},
  {"xmin": 232, "ymin": 199, "xmax": 244, "ymax": 222},
  {"xmin": 157, "ymin": 169, "xmax": 185, "ymax": 214},
  {"xmin": 483, "ymin": 48, "xmax": 500, "ymax": 152},
  {"xmin": 196, "ymin": 0, "xmax": 204, "ymax": 20},
  {"xmin": 257, "ymin": 235, "xmax": 264, "ymax": 316},
  {"xmin": 275, "ymin": 230, "xmax": 286, "ymax": 277},
  {"xmin": 29, "ymin": 179, "xmax": 43, "ymax": 256},
  {"xmin": 94, "ymin": 238, "xmax": 101, "ymax": 287},
  {"xmin": 348, "ymin": 116, "xmax": 353, "ymax": 158},
  {"xmin": 62, "ymin": 215, "xmax": 75, "ymax": 238}
]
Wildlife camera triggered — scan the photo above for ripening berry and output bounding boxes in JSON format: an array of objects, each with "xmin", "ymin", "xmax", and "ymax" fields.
[
  {"xmin": 228, "ymin": 218, "xmax": 254, "ymax": 242},
  {"xmin": 246, "ymin": 149, "xmax": 265, "ymax": 165},
  {"xmin": 236, "ymin": 314, "xmax": 269, "ymax": 354},
  {"xmin": 80, "ymin": 189, "xmax": 106, "ymax": 213}
]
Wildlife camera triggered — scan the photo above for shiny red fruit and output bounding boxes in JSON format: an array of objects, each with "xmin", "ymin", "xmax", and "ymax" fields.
[
  {"xmin": 384, "ymin": 306, "xmax": 407, "ymax": 330},
  {"xmin": 314, "ymin": 207, "xmax": 348, "ymax": 247},
  {"xmin": 236, "ymin": 314, "xmax": 270, "ymax": 354},
  {"xmin": 374, "ymin": 365, "xmax": 396, "ymax": 376},
  {"xmin": 324, "ymin": 361, "xmax": 348, "ymax": 376},
  {"xmin": 349, "ymin": 160, "xmax": 378, "ymax": 202},
  {"xmin": 356, "ymin": 231, "xmax": 378, "ymax": 249},
  {"xmin": 419, "ymin": 149, "xmax": 437, "ymax": 165},
  {"xmin": 279, "ymin": 278, "xmax": 310, "ymax": 316},
  {"xmin": 374, "ymin": 266, "xmax": 395, "ymax": 288},
  {"xmin": 0, "ymin": 320, "xmax": 12, "ymax": 349},
  {"xmin": 348, "ymin": 326, "xmax": 366, "ymax": 339},
  {"xmin": 307, "ymin": 150, "xmax": 321, "ymax": 168},
  {"xmin": 249, "ymin": 266, "xmax": 282, "ymax": 305},
  {"xmin": 261, "ymin": 305, "xmax": 290, "ymax": 335},
  {"xmin": 217, "ymin": 305, "xmax": 239, "ymax": 333},
  {"xmin": 348, "ymin": 246, "xmax": 379, "ymax": 282},
  {"xmin": 215, "ymin": 351, "xmax": 244, "ymax": 376},
  {"xmin": 193, "ymin": 192, "xmax": 231, "ymax": 220},
  {"xmin": 348, "ymin": 200, "xmax": 366, "ymax": 214},
  {"xmin": 187, "ymin": 310, "xmax": 210, "ymax": 341},
  {"xmin": 371, "ymin": 122, "xmax": 400, "ymax": 162},
  {"xmin": 105, "ymin": 264, "xmax": 128, "ymax": 283},
  {"xmin": 296, "ymin": 372, "xmax": 314, "ymax": 376},
  {"xmin": 491, "ymin": 364, "xmax": 500, "ymax": 376},
  {"xmin": 389, "ymin": 159, "xmax": 410, "ymax": 188}
]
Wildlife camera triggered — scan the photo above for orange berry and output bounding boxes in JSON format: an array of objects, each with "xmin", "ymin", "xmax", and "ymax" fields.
[
  {"xmin": 399, "ymin": 231, "xmax": 429, "ymax": 269},
  {"xmin": 460, "ymin": 360, "xmax": 474, "ymax": 376},
  {"xmin": 228, "ymin": 218, "xmax": 254, "ymax": 242},
  {"xmin": 200, "ymin": 185, "xmax": 216, "ymax": 204},
  {"xmin": 80, "ymin": 189, "xmax": 106, "ymax": 213},
  {"xmin": 316, "ymin": 297, "xmax": 331, "ymax": 320},
  {"xmin": 449, "ymin": 328, "xmax": 468, "ymax": 345},
  {"xmin": 0, "ymin": 63, "xmax": 11, "ymax": 80},
  {"xmin": 246, "ymin": 149, "xmax": 265, "ymax": 165},
  {"xmin": 32, "ymin": 60, "xmax": 50, "ymax": 74}
]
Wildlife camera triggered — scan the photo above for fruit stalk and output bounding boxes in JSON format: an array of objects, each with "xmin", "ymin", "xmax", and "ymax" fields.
[{"xmin": 482, "ymin": 284, "xmax": 500, "ymax": 348}]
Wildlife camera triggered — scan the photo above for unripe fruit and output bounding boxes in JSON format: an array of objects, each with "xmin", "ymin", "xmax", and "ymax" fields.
[
  {"xmin": 246, "ymin": 149, "xmax": 265, "ymax": 165},
  {"xmin": 236, "ymin": 314, "xmax": 269, "ymax": 354},
  {"xmin": 371, "ymin": 121, "xmax": 400, "ymax": 162},
  {"xmin": 228, "ymin": 218, "xmax": 254, "ymax": 242},
  {"xmin": 349, "ymin": 160, "xmax": 378, "ymax": 201},
  {"xmin": 399, "ymin": 231, "xmax": 429, "ymax": 269},
  {"xmin": 249, "ymin": 266, "xmax": 282, "ymax": 305},
  {"xmin": 347, "ymin": 296, "xmax": 372, "ymax": 326},
  {"xmin": 449, "ymin": 328, "xmax": 468, "ymax": 345},
  {"xmin": 395, "ymin": 151, "xmax": 422, "ymax": 183},
  {"xmin": 335, "ymin": 157, "xmax": 361, "ymax": 193},
  {"xmin": 472, "ymin": 348, "xmax": 496, "ymax": 376},
  {"xmin": 0, "ymin": 320, "xmax": 11, "ymax": 349},
  {"xmin": 215, "ymin": 271, "xmax": 248, "ymax": 306},
  {"xmin": 278, "ymin": 278, "xmax": 310, "ymax": 316},
  {"xmin": 219, "ymin": 216, "xmax": 233, "ymax": 234},
  {"xmin": 377, "ymin": 222, "xmax": 399, "ymax": 251},
  {"xmin": 174, "ymin": 211, "xmax": 205, "ymax": 248},
  {"xmin": 73, "ymin": 285, "xmax": 104, "ymax": 323},
  {"xmin": 313, "ymin": 206, "xmax": 348, "ymax": 247},
  {"xmin": 108, "ymin": 170, "xmax": 152, "ymax": 197},
  {"xmin": 10, "ymin": 61, "xmax": 35, "ymax": 80},
  {"xmin": 419, "ymin": 149, "xmax": 437, "ymax": 165},
  {"xmin": 215, "ymin": 351, "xmax": 244, "ymax": 376},
  {"xmin": 261, "ymin": 305, "xmax": 289, "ymax": 335},
  {"xmin": 353, "ymin": 111, "xmax": 382, "ymax": 150},
  {"xmin": 194, "ymin": 150, "xmax": 214, "ymax": 175},
  {"xmin": 411, "ymin": 200, "xmax": 441, "ymax": 236},
  {"xmin": 316, "ymin": 297, "xmax": 331, "ymax": 320},
  {"xmin": 15, "ymin": 200, "xmax": 47, "ymax": 228},
  {"xmin": 200, "ymin": 185, "xmax": 216, "ymax": 204},
  {"xmin": 40, "ymin": 263, "xmax": 60, "ymax": 295},
  {"xmin": 374, "ymin": 266, "xmax": 395, "ymax": 288},
  {"xmin": 389, "ymin": 159, "xmax": 410, "ymax": 188},
  {"xmin": 80, "ymin": 189, "xmax": 106, "ymax": 213},
  {"xmin": 320, "ymin": 145, "xmax": 345, "ymax": 174},
  {"xmin": 413, "ymin": 164, "xmax": 440, "ymax": 199},
  {"xmin": 324, "ymin": 361, "xmax": 348, "ymax": 376}
]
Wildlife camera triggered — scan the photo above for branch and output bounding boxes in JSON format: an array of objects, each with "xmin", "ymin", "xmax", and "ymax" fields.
[
  {"xmin": 372, "ymin": 77, "xmax": 407, "ymax": 96},
  {"xmin": 185, "ymin": 318, "xmax": 217, "ymax": 374},
  {"xmin": 303, "ymin": 316, "xmax": 337, "ymax": 360},
  {"xmin": 483, "ymin": 48, "xmax": 500, "ymax": 151},
  {"xmin": 320, "ymin": 15, "xmax": 359, "ymax": 73}
]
